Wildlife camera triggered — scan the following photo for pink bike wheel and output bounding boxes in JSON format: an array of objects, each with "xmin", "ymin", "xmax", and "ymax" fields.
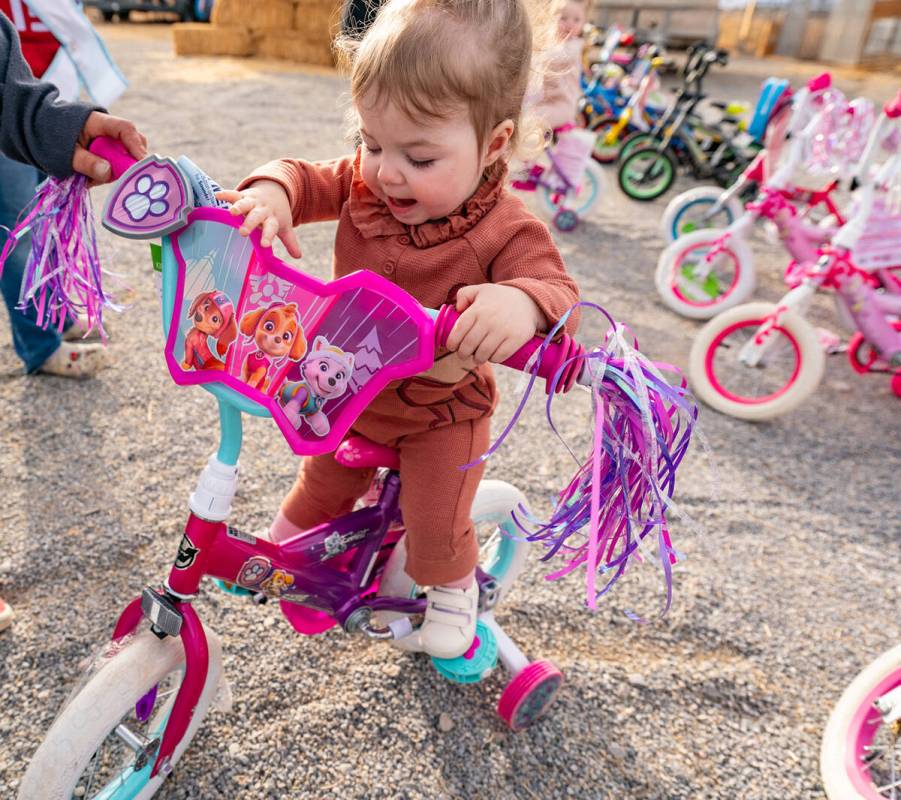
[
  {"xmin": 497, "ymin": 660, "xmax": 563, "ymax": 732},
  {"xmin": 821, "ymin": 646, "xmax": 901, "ymax": 799}
]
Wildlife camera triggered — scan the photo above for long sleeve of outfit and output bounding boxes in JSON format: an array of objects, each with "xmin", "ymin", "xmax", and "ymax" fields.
[{"xmin": 0, "ymin": 11, "xmax": 97, "ymax": 178}]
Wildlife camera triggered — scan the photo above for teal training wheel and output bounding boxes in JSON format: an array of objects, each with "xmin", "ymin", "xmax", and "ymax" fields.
[{"xmin": 431, "ymin": 620, "xmax": 498, "ymax": 684}]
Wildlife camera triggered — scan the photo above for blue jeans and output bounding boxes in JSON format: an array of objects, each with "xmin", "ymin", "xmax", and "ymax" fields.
[{"xmin": 0, "ymin": 154, "xmax": 70, "ymax": 372}]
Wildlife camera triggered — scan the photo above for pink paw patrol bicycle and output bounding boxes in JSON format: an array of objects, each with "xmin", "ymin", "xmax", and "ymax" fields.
[{"xmin": 8, "ymin": 140, "xmax": 697, "ymax": 799}]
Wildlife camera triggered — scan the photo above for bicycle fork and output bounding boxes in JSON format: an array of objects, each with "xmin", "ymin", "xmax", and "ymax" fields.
[{"xmin": 110, "ymin": 455, "xmax": 239, "ymax": 778}]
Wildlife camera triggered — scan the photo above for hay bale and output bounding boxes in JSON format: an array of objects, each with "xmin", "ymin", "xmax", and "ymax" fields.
[
  {"xmin": 173, "ymin": 23, "xmax": 256, "ymax": 57},
  {"xmin": 214, "ymin": 0, "xmax": 294, "ymax": 30},
  {"xmin": 256, "ymin": 31, "xmax": 336, "ymax": 66},
  {"xmin": 210, "ymin": 0, "xmax": 243, "ymax": 26},
  {"xmin": 293, "ymin": 2, "xmax": 338, "ymax": 40}
]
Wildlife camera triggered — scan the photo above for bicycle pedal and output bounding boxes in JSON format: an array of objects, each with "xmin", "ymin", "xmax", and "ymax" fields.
[{"xmin": 430, "ymin": 621, "xmax": 498, "ymax": 684}]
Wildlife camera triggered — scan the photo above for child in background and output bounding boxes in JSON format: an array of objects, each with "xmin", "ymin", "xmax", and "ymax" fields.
[
  {"xmin": 530, "ymin": 0, "xmax": 587, "ymax": 134},
  {"xmin": 219, "ymin": 0, "xmax": 580, "ymax": 660}
]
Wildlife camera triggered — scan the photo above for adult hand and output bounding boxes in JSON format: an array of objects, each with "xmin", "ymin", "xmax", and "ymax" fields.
[{"xmin": 73, "ymin": 111, "xmax": 148, "ymax": 184}]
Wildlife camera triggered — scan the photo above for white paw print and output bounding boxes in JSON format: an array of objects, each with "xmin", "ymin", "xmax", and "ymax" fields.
[{"xmin": 124, "ymin": 175, "xmax": 171, "ymax": 222}]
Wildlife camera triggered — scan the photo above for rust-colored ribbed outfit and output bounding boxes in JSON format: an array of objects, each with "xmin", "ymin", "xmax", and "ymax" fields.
[{"xmin": 238, "ymin": 152, "xmax": 580, "ymax": 584}]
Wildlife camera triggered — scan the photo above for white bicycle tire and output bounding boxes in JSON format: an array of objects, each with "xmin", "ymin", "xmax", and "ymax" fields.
[
  {"xmin": 660, "ymin": 186, "xmax": 743, "ymax": 243},
  {"xmin": 19, "ymin": 629, "xmax": 224, "ymax": 800},
  {"xmin": 656, "ymin": 228, "xmax": 756, "ymax": 320},
  {"xmin": 376, "ymin": 479, "xmax": 531, "ymax": 652},
  {"xmin": 688, "ymin": 301, "xmax": 825, "ymax": 420},
  {"xmin": 820, "ymin": 644, "xmax": 901, "ymax": 800}
]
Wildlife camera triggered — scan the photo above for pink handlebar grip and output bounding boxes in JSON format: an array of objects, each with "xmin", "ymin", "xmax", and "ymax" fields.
[
  {"xmin": 806, "ymin": 72, "xmax": 831, "ymax": 93},
  {"xmin": 885, "ymin": 90, "xmax": 901, "ymax": 119},
  {"xmin": 433, "ymin": 304, "xmax": 585, "ymax": 394},
  {"xmin": 88, "ymin": 136, "xmax": 139, "ymax": 180}
]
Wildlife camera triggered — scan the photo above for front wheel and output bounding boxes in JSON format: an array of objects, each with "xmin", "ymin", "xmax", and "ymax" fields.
[
  {"xmin": 820, "ymin": 645, "xmax": 901, "ymax": 800},
  {"xmin": 537, "ymin": 159, "xmax": 605, "ymax": 221},
  {"xmin": 618, "ymin": 147, "xmax": 676, "ymax": 201},
  {"xmin": 655, "ymin": 228, "xmax": 755, "ymax": 319},
  {"xmin": 588, "ymin": 115, "xmax": 623, "ymax": 164},
  {"xmin": 617, "ymin": 131, "xmax": 655, "ymax": 164},
  {"xmin": 688, "ymin": 301, "xmax": 824, "ymax": 420},
  {"xmin": 18, "ymin": 629, "xmax": 224, "ymax": 800},
  {"xmin": 377, "ymin": 480, "xmax": 532, "ymax": 651},
  {"xmin": 660, "ymin": 186, "xmax": 743, "ymax": 243}
]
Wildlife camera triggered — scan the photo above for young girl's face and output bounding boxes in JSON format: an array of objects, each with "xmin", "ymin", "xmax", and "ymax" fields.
[
  {"xmin": 557, "ymin": 2, "xmax": 585, "ymax": 40},
  {"xmin": 357, "ymin": 97, "xmax": 486, "ymax": 225}
]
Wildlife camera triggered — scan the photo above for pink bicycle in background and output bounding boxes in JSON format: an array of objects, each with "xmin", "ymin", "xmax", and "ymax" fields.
[
  {"xmin": 655, "ymin": 75, "xmax": 867, "ymax": 320},
  {"xmin": 11, "ymin": 140, "xmax": 696, "ymax": 799},
  {"xmin": 511, "ymin": 123, "xmax": 605, "ymax": 232},
  {"xmin": 688, "ymin": 93, "xmax": 901, "ymax": 421}
]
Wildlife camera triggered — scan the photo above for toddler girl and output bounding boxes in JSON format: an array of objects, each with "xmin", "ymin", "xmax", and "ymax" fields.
[{"xmin": 219, "ymin": 0, "xmax": 580, "ymax": 660}]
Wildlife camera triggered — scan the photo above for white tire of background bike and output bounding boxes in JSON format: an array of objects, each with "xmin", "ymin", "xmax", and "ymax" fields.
[
  {"xmin": 688, "ymin": 302, "xmax": 825, "ymax": 420},
  {"xmin": 18, "ymin": 629, "xmax": 224, "ymax": 800},
  {"xmin": 656, "ymin": 228, "xmax": 757, "ymax": 320},
  {"xmin": 659, "ymin": 186, "xmax": 744, "ymax": 244},
  {"xmin": 376, "ymin": 479, "xmax": 531, "ymax": 652},
  {"xmin": 820, "ymin": 644, "xmax": 901, "ymax": 800},
  {"xmin": 536, "ymin": 158, "xmax": 606, "ymax": 221}
]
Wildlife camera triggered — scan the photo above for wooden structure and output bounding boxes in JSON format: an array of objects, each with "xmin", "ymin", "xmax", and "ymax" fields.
[
  {"xmin": 589, "ymin": 0, "xmax": 719, "ymax": 48},
  {"xmin": 173, "ymin": 0, "xmax": 340, "ymax": 66}
]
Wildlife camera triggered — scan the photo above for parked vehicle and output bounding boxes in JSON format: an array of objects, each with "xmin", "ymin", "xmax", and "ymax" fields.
[{"xmin": 87, "ymin": 0, "xmax": 213, "ymax": 23}]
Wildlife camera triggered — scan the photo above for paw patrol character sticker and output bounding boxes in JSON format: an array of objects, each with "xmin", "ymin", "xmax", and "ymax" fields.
[
  {"xmin": 182, "ymin": 290, "xmax": 237, "ymax": 372},
  {"xmin": 260, "ymin": 569, "xmax": 295, "ymax": 598},
  {"xmin": 175, "ymin": 533, "xmax": 199, "ymax": 570},
  {"xmin": 237, "ymin": 555, "xmax": 271, "ymax": 588},
  {"xmin": 239, "ymin": 302, "xmax": 307, "ymax": 392},
  {"xmin": 278, "ymin": 336, "xmax": 355, "ymax": 437}
]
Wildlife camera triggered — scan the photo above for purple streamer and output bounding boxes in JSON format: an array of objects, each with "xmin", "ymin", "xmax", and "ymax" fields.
[
  {"xmin": 0, "ymin": 175, "xmax": 118, "ymax": 338},
  {"xmin": 476, "ymin": 302, "xmax": 699, "ymax": 618}
]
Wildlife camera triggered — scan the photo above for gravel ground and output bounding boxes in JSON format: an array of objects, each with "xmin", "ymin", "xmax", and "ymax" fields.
[{"xmin": 0, "ymin": 23, "xmax": 899, "ymax": 800}]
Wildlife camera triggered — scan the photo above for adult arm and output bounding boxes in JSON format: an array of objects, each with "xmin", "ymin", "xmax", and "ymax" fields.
[{"xmin": 0, "ymin": 11, "xmax": 95, "ymax": 177}]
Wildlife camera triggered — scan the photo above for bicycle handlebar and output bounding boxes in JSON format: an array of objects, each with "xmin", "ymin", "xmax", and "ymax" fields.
[
  {"xmin": 87, "ymin": 137, "xmax": 590, "ymax": 395},
  {"xmin": 432, "ymin": 305, "xmax": 586, "ymax": 393},
  {"xmin": 89, "ymin": 136, "xmax": 136, "ymax": 180}
]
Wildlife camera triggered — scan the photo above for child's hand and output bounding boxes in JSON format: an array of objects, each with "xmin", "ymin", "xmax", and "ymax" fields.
[
  {"xmin": 446, "ymin": 284, "xmax": 545, "ymax": 365},
  {"xmin": 76, "ymin": 111, "xmax": 148, "ymax": 184},
  {"xmin": 216, "ymin": 181, "xmax": 302, "ymax": 258}
]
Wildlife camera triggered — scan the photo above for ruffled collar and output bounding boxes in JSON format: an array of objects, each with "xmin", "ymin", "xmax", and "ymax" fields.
[{"xmin": 348, "ymin": 150, "xmax": 508, "ymax": 248}]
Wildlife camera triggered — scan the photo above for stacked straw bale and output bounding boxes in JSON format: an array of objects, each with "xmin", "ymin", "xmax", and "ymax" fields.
[{"xmin": 173, "ymin": 0, "xmax": 340, "ymax": 66}]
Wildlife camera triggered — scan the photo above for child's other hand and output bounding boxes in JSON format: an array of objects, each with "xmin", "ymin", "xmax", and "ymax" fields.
[
  {"xmin": 216, "ymin": 181, "xmax": 302, "ymax": 258},
  {"xmin": 446, "ymin": 284, "xmax": 545, "ymax": 365}
]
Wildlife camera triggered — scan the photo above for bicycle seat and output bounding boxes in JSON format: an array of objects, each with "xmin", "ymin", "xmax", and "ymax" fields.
[{"xmin": 335, "ymin": 436, "xmax": 400, "ymax": 470}]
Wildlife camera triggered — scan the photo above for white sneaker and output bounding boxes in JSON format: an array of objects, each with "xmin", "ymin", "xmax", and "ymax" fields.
[
  {"xmin": 37, "ymin": 342, "xmax": 108, "ymax": 378},
  {"xmin": 419, "ymin": 580, "xmax": 478, "ymax": 660}
]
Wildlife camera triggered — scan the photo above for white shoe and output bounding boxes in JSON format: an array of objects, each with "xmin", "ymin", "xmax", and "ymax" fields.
[
  {"xmin": 420, "ymin": 580, "xmax": 478, "ymax": 660},
  {"xmin": 37, "ymin": 342, "xmax": 108, "ymax": 378}
]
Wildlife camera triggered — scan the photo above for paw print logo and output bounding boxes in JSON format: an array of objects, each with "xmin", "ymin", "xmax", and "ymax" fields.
[
  {"xmin": 124, "ymin": 175, "xmax": 171, "ymax": 222},
  {"xmin": 238, "ymin": 556, "xmax": 271, "ymax": 587}
]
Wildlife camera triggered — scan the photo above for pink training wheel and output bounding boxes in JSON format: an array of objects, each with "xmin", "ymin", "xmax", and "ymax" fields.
[{"xmin": 497, "ymin": 660, "xmax": 564, "ymax": 731}]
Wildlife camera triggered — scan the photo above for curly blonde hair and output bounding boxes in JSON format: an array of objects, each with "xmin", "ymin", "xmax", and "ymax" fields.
[{"xmin": 336, "ymin": 0, "xmax": 554, "ymax": 162}]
